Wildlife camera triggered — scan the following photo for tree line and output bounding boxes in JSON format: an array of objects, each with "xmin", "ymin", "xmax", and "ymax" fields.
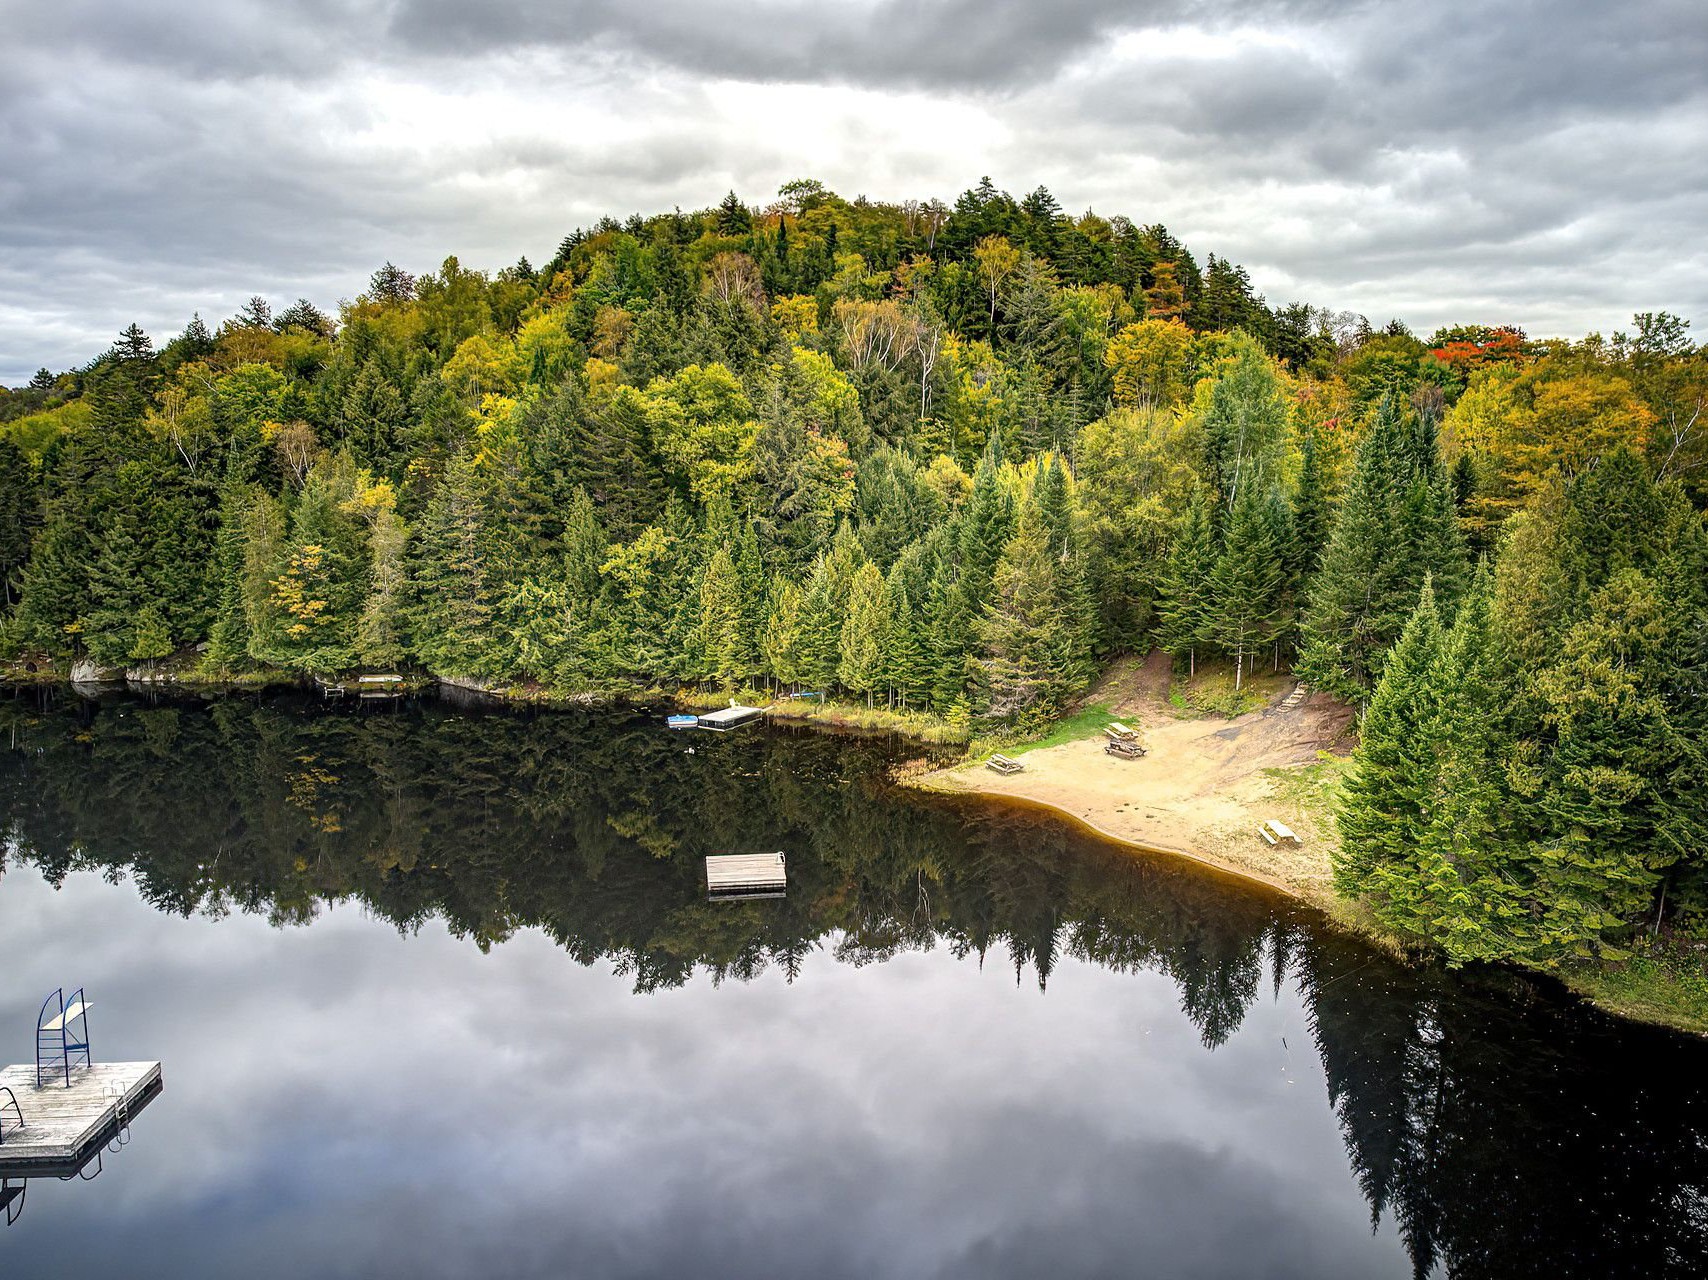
[{"xmin": 1, "ymin": 177, "xmax": 1705, "ymax": 957}]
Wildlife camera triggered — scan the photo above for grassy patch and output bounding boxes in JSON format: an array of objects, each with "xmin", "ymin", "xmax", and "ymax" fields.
[
  {"xmin": 1560, "ymin": 940, "xmax": 1708, "ymax": 1036},
  {"xmin": 760, "ymin": 696, "xmax": 970, "ymax": 744},
  {"xmin": 973, "ymin": 702, "xmax": 1117, "ymax": 758},
  {"xmin": 1168, "ymin": 667, "xmax": 1268, "ymax": 718},
  {"xmin": 1263, "ymin": 751, "xmax": 1353, "ymax": 815}
]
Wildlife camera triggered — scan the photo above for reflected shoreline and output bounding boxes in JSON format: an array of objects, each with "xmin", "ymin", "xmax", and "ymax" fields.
[{"xmin": 5, "ymin": 687, "xmax": 1708, "ymax": 1278}]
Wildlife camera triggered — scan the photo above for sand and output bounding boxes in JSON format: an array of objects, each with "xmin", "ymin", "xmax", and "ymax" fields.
[{"xmin": 909, "ymin": 651, "xmax": 1358, "ymax": 905}]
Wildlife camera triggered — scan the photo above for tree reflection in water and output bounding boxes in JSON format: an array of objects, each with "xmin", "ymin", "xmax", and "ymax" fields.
[{"xmin": 2, "ymin": 689, "xmax": 1706, "ymax": 1279}]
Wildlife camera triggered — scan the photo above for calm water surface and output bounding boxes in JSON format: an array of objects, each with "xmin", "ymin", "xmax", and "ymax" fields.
[{"xmin": 1, "ymin": 690, "xmax": 1706, "ymax": 1279}]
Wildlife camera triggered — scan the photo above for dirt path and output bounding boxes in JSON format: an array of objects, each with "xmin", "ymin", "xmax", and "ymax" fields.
[{"xmin": 908, "ymin": 654, "xmax": 1358, "ymax": 905}]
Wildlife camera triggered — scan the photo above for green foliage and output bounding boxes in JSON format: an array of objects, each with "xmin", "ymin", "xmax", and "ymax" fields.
[
  {"xmin": 8, "ymin": 185, "xmax": 1708, "ymax": 991},
  {"xmin": 1298, "ymin": 395, "xmax": 1468, "ymax": 703}
]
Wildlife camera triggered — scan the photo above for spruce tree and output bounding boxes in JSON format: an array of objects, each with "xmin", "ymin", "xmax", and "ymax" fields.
[
  {"xmin": 1208, "ymin": 485, "xmax": 1287, "ymax": 688},
  {"xmin": 838, "ymin": 562, "xmax": 889, "ymax": 705},
  {"xmin": 759, "ymin": 577, "xmax": 805, "ymax": 690},
  {"xmin": 692, "ymin": 545, "xmax": 746, "ymax": 689},
  {"xmin": 405, "ymin": 454, "xmax": 497, "ymax": 677},
  {"xmin": 1298, "ymin": 394, "xmax": 1467, "ymax": 704},
  {"xmin": 0, "ymin": 439, "xmax": 35, "ymax": 609},
  {"xmin": 1291, "ymin": 425, "xmax": 1331, "ymax": 581},
  {"xmin": 1403, "ymin": 568, "xmax": 1530, "ymax": 963},
  {"xmin": 1156, "ymin": 493, "xmax": 1216, "ymax": 675},
  {"xmin": 883, "ymin": 548, "xmax": 934, "ymax": 708},
  {"xmin": 1334, "ymin": 580, "xmax": 1444, "ymax": 900}
]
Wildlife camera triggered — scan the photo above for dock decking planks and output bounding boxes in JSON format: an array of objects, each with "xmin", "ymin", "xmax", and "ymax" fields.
[
  {"xmin": 706, "ymin": 852, "xmax": 787, "ymax": 898},
  {"xmin": 696, "ymin": 705, "xmax": 764, "ymax": 731},
  {"xmin": 0, "ymin": 1062, "xmax": 162, "ymax": 1175}
]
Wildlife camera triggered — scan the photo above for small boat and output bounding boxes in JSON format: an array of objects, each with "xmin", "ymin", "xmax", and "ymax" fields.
[{"xmin": 666, "ymin": 714, "xmax": 699, "ymax": 730}]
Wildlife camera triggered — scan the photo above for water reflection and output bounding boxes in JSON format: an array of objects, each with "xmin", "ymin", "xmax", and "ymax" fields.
[{"xmin": 0, "ymin": 690, "xmax": 1705, "ymax": 1278}]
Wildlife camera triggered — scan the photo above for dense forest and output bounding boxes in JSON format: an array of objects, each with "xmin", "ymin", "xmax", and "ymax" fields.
[
  {"xmin": 2, "ymin": 177, "xmax": 1705, "ymax": 967},
  {"xmin": 4, "ymin": 690, "xmax": 1708, "ymax": 1280}
]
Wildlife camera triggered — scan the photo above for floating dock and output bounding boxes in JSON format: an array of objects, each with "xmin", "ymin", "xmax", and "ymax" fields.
[
  {"xmin": 696, "ymin": 705, "xmax": 764, "ymax": 732},
  {"xmin": 706, "ymin": 852, "xmax": 787, "ymax": 900},
  {"xmin": 0, "ymin": 1062, "xmax": 162, "ymax": 1177}
]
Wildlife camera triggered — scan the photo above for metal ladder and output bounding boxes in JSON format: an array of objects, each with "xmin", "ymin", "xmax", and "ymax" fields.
[
  {"xmin": 0, "ymin": 1086, "xmax": 23, "ymax": 1146},
  {"xmin": 1, "ymin": 1178, "xmax": 24, "ymax": 1227},
  {"xmin": 105, "ymin": 1085, "xmax": 132, "ymax": 1152},
  {"xmin": 36, "ymin": 987, "xmax": 92, "ymax": 1088}
]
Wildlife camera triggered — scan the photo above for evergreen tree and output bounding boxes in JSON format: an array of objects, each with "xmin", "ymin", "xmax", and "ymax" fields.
[
  {"xmin": 979, "ymin": 457, "xmax": 1094, "ymax": 720},
  {"xmin": 405, "ymin": 454, "xmax": 498, "ymax": 676},
  {"xmin": 0, "ymin": 439, "xmax": 37, "ymax": 608},
  {"xmin": 1334, "ymin": 581, "xmax": 1445, "ymax": 900},
  {"xmin": 1291, "ymin": 425, "xmax": 1331, "ymax": 581},
  {"xmin": 882, "ymin": 547, "xmax": 934, "ymax": 707},
  {"xmin": 691, "ymin": 545, "xmax": 747, "ymax": 688},
  {"xmin": 1156, "ymin": 493, "xmax": 1216, "ymax": 675},
  {"xmin": 1199, "ymin": 336, "xmax": 1290, "ymax": 519},
  {"xmin": 1208, "ymin": 485, "xmax": 1288, "ymax": 688},
  {"xmin": 1298, "ymin": 395, "xmax": 1468, "ymax": 704},
  {"xmin": 759, "ymin": 577, "xmax": 806, "ymax": 690},
  {"xmin": 128, "ymin": 604, "xmax": 172, "ymax": 665},
  {"xmin": 1402, "ymin": 569, "xmax": 1530, "ymax": 962},
  {"xmin": 838, "ymin": 562, "xmax": 889, "ymax": 704}
]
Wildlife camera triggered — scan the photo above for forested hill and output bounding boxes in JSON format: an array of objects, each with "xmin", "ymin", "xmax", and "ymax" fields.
[{"xmin": 1, "ymin": 177, "xmax": 1706, "ymax": 969}]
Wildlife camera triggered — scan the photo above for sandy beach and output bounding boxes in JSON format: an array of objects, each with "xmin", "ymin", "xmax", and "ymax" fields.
[{"xmin": 909, "ymin": 652, "xmax": 1358, "ymax": 906}]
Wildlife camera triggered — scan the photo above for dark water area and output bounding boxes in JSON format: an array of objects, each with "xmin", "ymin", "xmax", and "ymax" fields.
[{"xmin": 1, "ymin": 689, "xmax": 1706, "ymax": 1279}]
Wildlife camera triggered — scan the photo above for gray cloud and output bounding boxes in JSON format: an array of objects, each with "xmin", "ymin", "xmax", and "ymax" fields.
[{"xmin": 1, "ymin": 0, "xmax": 1703, "ymax": 382}]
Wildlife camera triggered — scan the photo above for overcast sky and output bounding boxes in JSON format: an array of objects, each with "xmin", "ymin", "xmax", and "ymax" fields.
[{"xmin": 2, "ymin": 0, "xmax": 1704, "ymax": 383}]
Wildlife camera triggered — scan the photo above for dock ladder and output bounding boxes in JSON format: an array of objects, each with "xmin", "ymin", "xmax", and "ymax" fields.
[
  {"xmin": 105, "ymin": 1085, "xmax": 132, "ymax": 1152},
  {"xmin": 1, "ymin": 1179, "xmax": 23, "ymax": 1227},
  {"xmin": 36, "ymin": 988, "xmax": 93, "ymax": 1088},
  {"xmin": 0, "ymin": 1087, "xmax": 23, "ymax": 1144}
]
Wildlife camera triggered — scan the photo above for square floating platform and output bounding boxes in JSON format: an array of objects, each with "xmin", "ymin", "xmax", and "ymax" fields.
[
  {"xmin": 706, "ymin": 852, "xmax": 787, "ymax": 900},
  {"xmin": 695, "ymin": 706, "xmax": 764, "ymax": 731},
  {"xmin": 0, "ymin": 1062, "xmax": 162, "ymax": 1176}
]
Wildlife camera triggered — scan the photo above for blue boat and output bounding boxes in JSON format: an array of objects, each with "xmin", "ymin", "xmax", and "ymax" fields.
[{"xmin": 666, "ymin": 714, "xmax": 699, "ymax": 730}]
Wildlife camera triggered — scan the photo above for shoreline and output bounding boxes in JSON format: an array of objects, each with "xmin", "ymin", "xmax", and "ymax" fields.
[
  {"xmin": 7, "ymin": 665, "xmax": 1705, "ymax": 1035},
  {"xmin": 906, "ymin": 776, "xmax": 1303, "ymax": 899}
]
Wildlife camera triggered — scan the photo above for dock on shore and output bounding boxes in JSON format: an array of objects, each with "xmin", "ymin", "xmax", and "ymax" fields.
[{"xmin": 0, "ymin": 1062, "xmax": 163, "ymax": 1177}]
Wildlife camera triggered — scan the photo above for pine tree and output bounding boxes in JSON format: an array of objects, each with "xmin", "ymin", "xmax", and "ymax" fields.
[
  {"xmin": 1528, "ymin": 569, "xmax": 1694, "ymax": 954},
  {"xmin": 838, "ymin": 562, "xmax": 889, "ymax": 704},
  {"xmin": 1335, "ymin": 580, "xmax": 1445, "ymax": 901},
  {"xmin": 1292, "ymin": 425, "xmax": 1331, "ymax": 581},
  {"xmin": 1208, "ymin": 485, "xmax": 1288, "ymax": 688},
  {"xmin": 1298, "ymin": 394, "xmax": 1468, "ymax": 704},
  {"xmin": 405, "ymin": 454, "xmax": 497, "ymax": 677},
  {"xmin": 692, "ymin": 545, "xmax": 746, "ymax": 689},
  {"xmin": 759, "ymin": 577, "xmax": 805, "ymax": 690},
  {"xmin": 1156, "ymin": 493, "xmax": 1216, "ymax": 675}
]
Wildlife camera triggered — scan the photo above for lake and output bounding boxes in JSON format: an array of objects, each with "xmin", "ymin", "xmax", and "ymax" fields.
[{"xmin": 1, "ymin": 689, "xmax": 1706, "ymax": 1278}]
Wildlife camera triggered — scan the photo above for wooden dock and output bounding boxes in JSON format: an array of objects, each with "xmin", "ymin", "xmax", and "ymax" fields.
[
  {"xmin": 0, "ymin": 1062, "xmax": 162, "ymax": 1176},
  {"xmin": 706, "ymin": 852, "xmax": 787, "ymax": 899},
  {"xmin": 696, "ymin": 705, "xmax": 764, "ymax": 731}
]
